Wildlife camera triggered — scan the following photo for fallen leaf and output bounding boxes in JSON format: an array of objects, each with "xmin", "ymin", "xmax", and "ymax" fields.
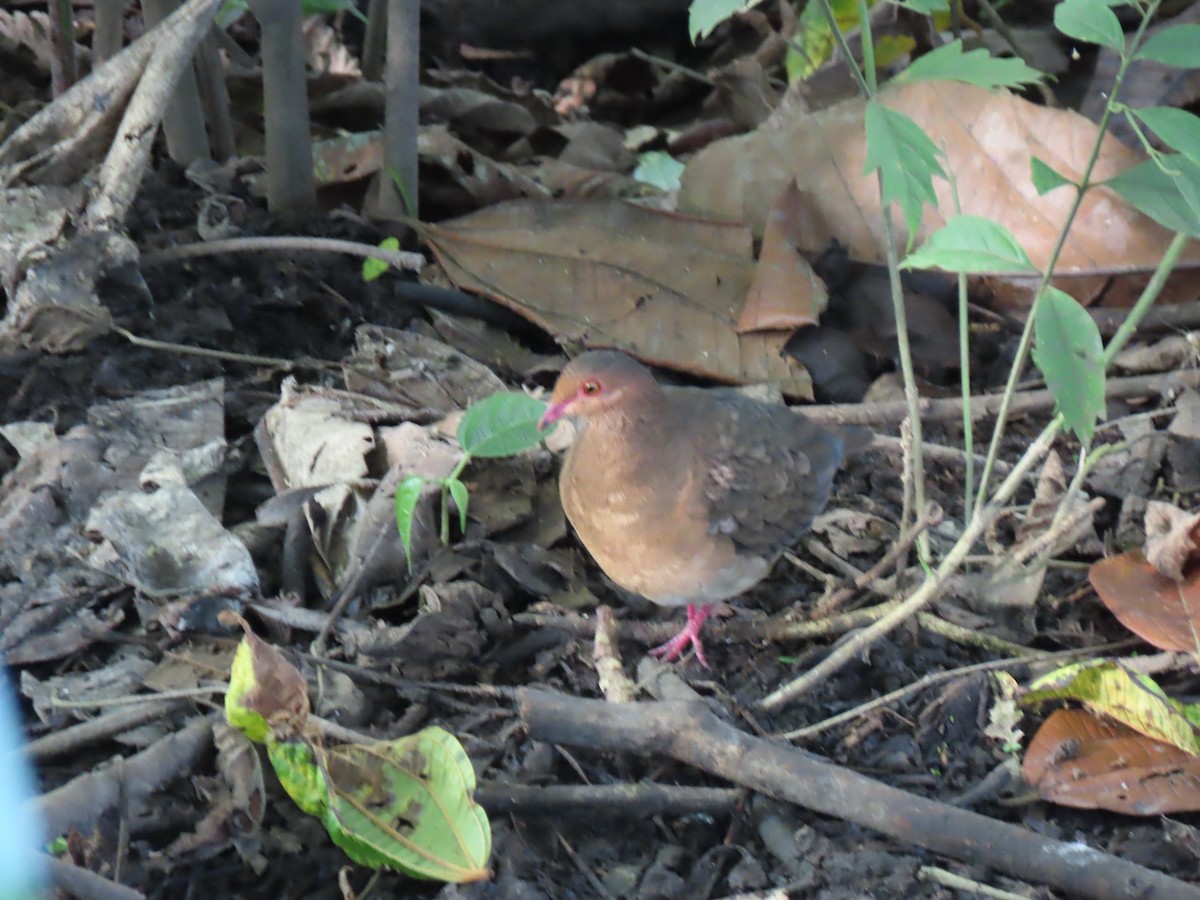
[
  {"xmin": 1023, "ymin": 708, "xmax": 1200, "ymax": 815},
  {"xmin": 1144, "ymin": 500, "xmax": 1200, "ymax": 582},
  {"xmin": 421, "ymin": 198, "xmax": 813, "ymax": 396},
  {"xmin": 1089, "ymin": 549, "xmax": 1200, "ymax": 652},
  {"xmin": 679, "ymin": 80, "xmax": 1200, "ymax": 310}
]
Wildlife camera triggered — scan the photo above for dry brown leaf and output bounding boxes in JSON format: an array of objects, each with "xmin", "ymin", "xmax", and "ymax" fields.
[
  {"xmin": 1023, "ymin": 708, "xmax": 1200, "ymax": 815},
  {"xmin": 1089, "ymin": 549, "xmax": 1200, "ymax": 653},
  {"xmin": 679, "ymin": 80, "xmax": 1200, "ymax": 309},
  {"xmin": 737, "ymin": 180, "xmax": 826, "ymax": 334},
  {"xmin": 1144, "ymin": 500, "xmax": 1200, "ymax": 582},
  {"xmin": 421, "ymin": 198, "xmax": 813, "ymax": 396}
]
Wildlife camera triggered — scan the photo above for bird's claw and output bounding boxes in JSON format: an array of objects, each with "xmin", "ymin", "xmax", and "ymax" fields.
[{"xmin": 649, "ymin": 630, "xmax": 709, "ymax": 668}]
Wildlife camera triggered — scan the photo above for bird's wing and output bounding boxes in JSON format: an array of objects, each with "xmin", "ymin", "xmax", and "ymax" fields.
[{"xmin": 670, "ymin": 388, "xmax": 845, "ymax": 558}]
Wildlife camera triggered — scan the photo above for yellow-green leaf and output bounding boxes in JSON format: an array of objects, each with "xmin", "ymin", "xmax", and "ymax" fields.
[
  {"xmin": 1024, "ymin": 661, "xmax": 1200, "ymax": 755},
  {"xmin": 223, "ymin": 615, "xmax": 310, "ymax": 744},
  {"xmin": 269, "ymin": 738, "xmax": 331, "ymax": 816}
]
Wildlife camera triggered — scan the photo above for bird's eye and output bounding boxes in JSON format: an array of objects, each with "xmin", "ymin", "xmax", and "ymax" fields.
[{"xmin": 582, "ymin": 381, "xmax": 601, "ymax": 395}]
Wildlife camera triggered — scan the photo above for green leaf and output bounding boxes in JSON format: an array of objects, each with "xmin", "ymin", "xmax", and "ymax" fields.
[
  {"xmin": 632, "ymin": 151, "xmax": 685, "ymax": 192},
  {"xmin": 895, "ymin": 0, "xmax": 949, "ymax": 11},
  {"xmin": 1135, "ymin": 24, "xmax": 1200, "ymax": 66},
  {"xmin": 1054, "ymin": 0, "xmax": 1125, "ymax": 51},
  {"xmin": 894, "ymin": 40, "xmax": 1043, "ymax": 89},
  {"xmin": 457, "ymin": 391, "xmax": 549, "ymax": 458},
  {"xmin": 1032, "ymin": 286, "xmax": 1105, "ymax": 444},
  {"xmin": 864, "ymin": 101, "xmax": 945, "ymax": 240},
  {"xmin": 1106, "ymin": 155, "xmax": 1200, "ymax": 238},
  {"xmin": 447, "ymin": 478, "xmax": 469, "ymax": 534},
  {"xmin": 1030, "ymin": 156, "xmax": 1075, "ymax": 195},
  {"xmin": 688, "ymin": 0, "xmax": 756, "ymax": 42},
  {"xmin": 269, "ymin": 739, "xmax": 330, "ymax": 816},
  {"xmin": 902, "ymin": 215, "xmax": 1037, "ymax": 273},
  {"xmin": 1131, "ymin": 107, "xmax": 1200, "ymax": 165},
  {"xmin": 363, "ymin": 236, "xmax": 400, "ymax": 282},
  {"xmin": 394, "ymin": 475, "xmax": 426, "ymax": 564},
  {"xmin": 320, "ymin": 727, "xmax": 492, "ymax": 881}
]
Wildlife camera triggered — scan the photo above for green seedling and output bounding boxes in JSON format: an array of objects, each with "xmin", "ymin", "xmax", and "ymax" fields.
[{"xmin": 395, "ymin": 392, "xmax": 552, "ymax": 564}]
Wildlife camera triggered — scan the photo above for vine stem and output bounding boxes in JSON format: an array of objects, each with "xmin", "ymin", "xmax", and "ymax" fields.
[{"xmin": 972, "ymin": 0, "xmax": 1161, "ymax": 516}]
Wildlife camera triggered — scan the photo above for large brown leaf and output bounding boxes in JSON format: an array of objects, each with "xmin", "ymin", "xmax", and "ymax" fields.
[
  {"xmin": 679, "ymin": 80, "xmax": 1200, "ymax": 309},
  {"xmin": 1023, "ymin": 708, "xmax": 1200, "ymax": 815},
  {"xmin": 421, "ymin": 199, "xmax": 813, "ymax": 396}
]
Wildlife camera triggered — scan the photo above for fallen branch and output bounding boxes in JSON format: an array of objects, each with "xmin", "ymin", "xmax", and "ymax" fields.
[{"xmin": 516, "ymin": 688, "xmax": 1200, "ymax": 900}]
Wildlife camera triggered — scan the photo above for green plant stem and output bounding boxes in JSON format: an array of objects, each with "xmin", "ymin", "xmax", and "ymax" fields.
[
  {"xmin": 973, "ymin": 0, "xmax": 1160, "ymax": 516},
  {"xmin": 958, "ymin": 272, "xmax": 973, "ymax": 524},
  {"xmin": 439, "ymin": 453, "xmax": 473, "ymax": 545},
  {"xmin": 856, "ymin": 0, "xmax": 877, "ymax": 94},
  {"xmin": 815, "ymin": 1, "xmax": 870, "ymax": 98},
  {"xmin": 829, "ymin": 0, "xmax": 927, "ymax": 560},
  {"xmin": 1103, "ymin": 231, "xmax": 1190, "ymax": 366},
  {"xmin": 879, "ymin": 199, "xmax": 931, "ymax": 563}
]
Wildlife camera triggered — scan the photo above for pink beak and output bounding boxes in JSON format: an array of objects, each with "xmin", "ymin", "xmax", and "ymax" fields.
[{"xmin": 538, "ymin": 399, "xmax": 571, "ymax": 432}]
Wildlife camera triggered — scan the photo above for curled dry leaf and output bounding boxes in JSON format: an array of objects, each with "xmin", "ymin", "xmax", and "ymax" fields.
[
  {"xmin": 1089, "ymin": 549, "xmax": 1200, "ymax": 653},
  {"xmin": 1023, "ymin": 708, "xmax": 1200, "ymax": 815},
  {"xmin": 737, "ymin": 179, "xmax": 827, "ymax": 334},
  {"xmin": 1144, "ymin": 500, "xmax": 1200, "ymax": 582}
]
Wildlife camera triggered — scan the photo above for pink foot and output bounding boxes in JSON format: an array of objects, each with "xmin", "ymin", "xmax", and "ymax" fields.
[{"xmin": 649, "ymin": 604, "xmax": 712, "ymax": 668}]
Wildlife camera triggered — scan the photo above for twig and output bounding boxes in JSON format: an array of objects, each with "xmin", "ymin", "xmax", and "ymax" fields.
[
  {"xmin": 777, "ymin": 643, "xmax": 1129, "ymax": 741},
  {"xmin": 555, "ymin": 830, "xmax": 616, "ymax": 900},
  {"xmin": 813, "ymin": 503, "xmax": 942, "ymax": 617},
  {"xmin": 108, "ymin": 322, "xmax": 299, "ymax": 369},
  {"xmin": 801, "ymin": 368, "xmax": 1200, "ymax": 426},
  {"xmin": 25, "ymin": 699, "xmax": 189, "ymax": 762},
  {"xmin": 869, "ymin": 434, "xmax": 1011, "ymax": 475},
  {"xmin": 630, "ymin": 47, "xmax": 716, "ymax": 87},
  {"xmin": 139, "ymin": 235, "xmax": 425, "ymax": 272},
  {"xmin": 919, "ymin": 866, "xmax": 1032, "ymax": 900},
  {"xmin": 475, "ymin": 782, "xmax": 740, "ymax": 819},
  {"xmin": 594, "ymin": 606, "xmax": 637, "ymax": 703}
]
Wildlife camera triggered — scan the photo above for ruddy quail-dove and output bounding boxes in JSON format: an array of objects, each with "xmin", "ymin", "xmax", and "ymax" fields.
[{"xmin": 538, "ymin": 351, "xmax": 853, "ymax": 668}]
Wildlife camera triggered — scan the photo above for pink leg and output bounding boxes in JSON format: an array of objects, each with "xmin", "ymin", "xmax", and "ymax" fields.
[{"xmin": 649, "ymin": 604, "xmax": 712, "ymax": 668}]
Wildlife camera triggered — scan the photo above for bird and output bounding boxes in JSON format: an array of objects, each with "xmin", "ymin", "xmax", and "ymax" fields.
[{"xmin": 538, "ymin": 350, "xmax": 855, "ymax": 668}]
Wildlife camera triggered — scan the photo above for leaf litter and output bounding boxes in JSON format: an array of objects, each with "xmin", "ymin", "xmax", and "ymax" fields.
[{"xmin": 4, "ymin": 1, "xmax": 1200, "ymax": 896}]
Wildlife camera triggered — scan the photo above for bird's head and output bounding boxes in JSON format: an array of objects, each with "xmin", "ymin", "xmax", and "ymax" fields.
[{"xmin": 538, "ymin": 351, "xmax": 661, "ymax": 431}]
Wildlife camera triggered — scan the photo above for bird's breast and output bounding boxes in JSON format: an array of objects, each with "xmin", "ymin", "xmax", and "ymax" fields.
[{"xmin": 559, "ymin": 433, "xmax": 767, "ymax": 606}]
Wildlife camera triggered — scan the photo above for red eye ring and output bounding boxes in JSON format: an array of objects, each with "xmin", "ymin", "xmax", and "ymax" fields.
[{"xmin": 582, "ymin": 381, "xmax": 601, "ymax": 395}]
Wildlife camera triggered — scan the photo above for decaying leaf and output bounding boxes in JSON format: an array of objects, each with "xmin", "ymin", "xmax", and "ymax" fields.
[
  {"xmin": 1024, "ymin": 661, "xmax": 1200, "ymax": 755},
  {"xmin": 268, "ymin": 728, "xmax": 492, "ymax": 882},
  {"xmin": 1144, "ymin": 500, "xmax": 1200, "ymax": 582},
  {"xmin": 223, "ymin": 613, "xmax": 311, "ymax": 744}
]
